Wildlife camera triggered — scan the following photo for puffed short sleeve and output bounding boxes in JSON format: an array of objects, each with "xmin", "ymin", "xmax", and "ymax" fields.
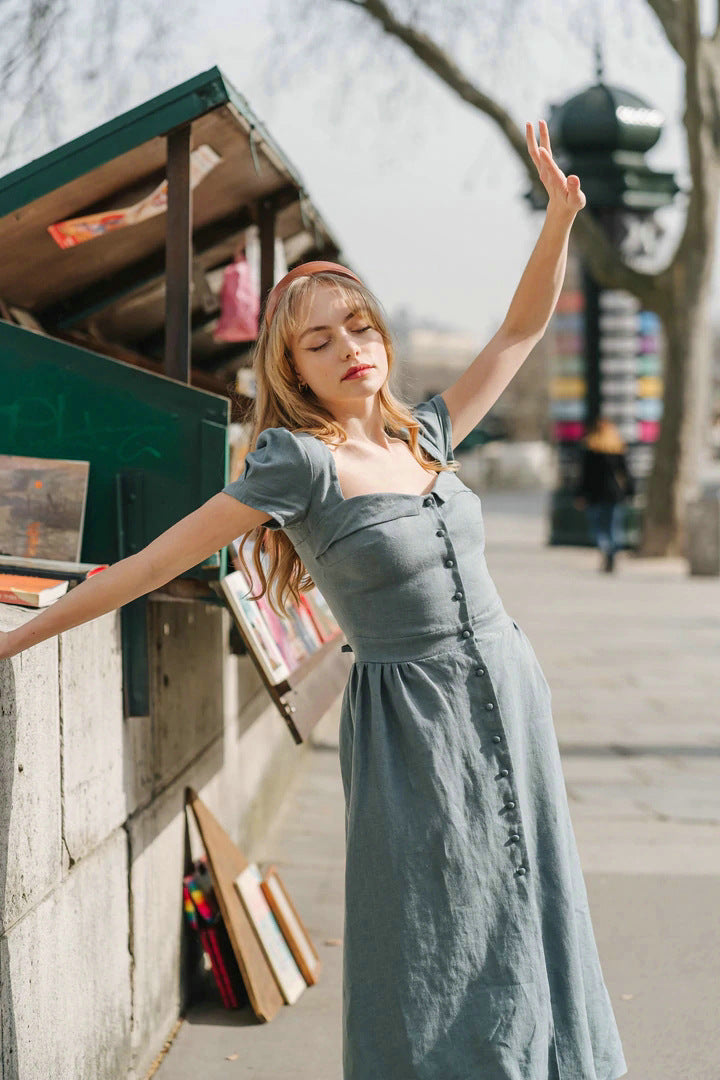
[
  {"xmin": 221, "ymin": 426, "xmax": 313, "ymax": 531},
  {"xmin": 412, "ymin": 393, "xmax": 454, "ymax": 464}
]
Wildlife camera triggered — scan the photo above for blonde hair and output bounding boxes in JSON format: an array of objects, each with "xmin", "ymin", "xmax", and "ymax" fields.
[
  {"xmin": 584, "ymin": 417, "xmax": 626, "ymax": 455},
  {"xmin": 236, "ymin": 272, "xmax": 457, "ymax": 616}
]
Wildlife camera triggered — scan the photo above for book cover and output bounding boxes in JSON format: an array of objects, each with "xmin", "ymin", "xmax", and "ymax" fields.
[
  {"xmin": 234, "ymin": 864, "xmax": 307, "ymax": 1005},
  {"xmin": 0, "ymin": 573, "xmax": 69, "ymax": 607}
]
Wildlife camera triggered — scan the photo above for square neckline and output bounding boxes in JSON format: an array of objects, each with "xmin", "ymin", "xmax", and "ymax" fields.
[{"xmin": 318, "ymin": 431, "xmax": 445, "ymax": 505}]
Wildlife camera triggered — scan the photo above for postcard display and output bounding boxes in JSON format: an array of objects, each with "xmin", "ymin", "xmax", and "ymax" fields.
[
  {"xmin": 218, "ymin": 538, "xmax": 351, "ymax": 744},
  {"xmin": 549, "ymin": 250, "xmax": 663, "ymax": 531}
]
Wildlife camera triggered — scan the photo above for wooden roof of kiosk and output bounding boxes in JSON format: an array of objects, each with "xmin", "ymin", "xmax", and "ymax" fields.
[{"xmin": 0, "ymin": 66, "xmax": 345, "ymax": 399}]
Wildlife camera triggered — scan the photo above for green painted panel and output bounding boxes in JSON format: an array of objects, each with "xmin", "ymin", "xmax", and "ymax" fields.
[{"xmin": 0, "ymin": 322, "xmax": 230, "ymax": 571}]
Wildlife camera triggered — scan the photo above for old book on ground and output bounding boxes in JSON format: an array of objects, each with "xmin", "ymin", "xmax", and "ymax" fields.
[
  {"xmin": 234, "ymin": 863, "xmax": 307, "ymax": 1004},
  {"xmin": 260, "ymin": 863, "xmax": 322, "ymax": 986},
  {"xmin": 185, "ymin": 788, "xmax": 284, "ymax": 1022}
]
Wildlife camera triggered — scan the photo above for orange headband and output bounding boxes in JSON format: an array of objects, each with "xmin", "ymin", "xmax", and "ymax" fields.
[{"xmin": 263, "ymin": 260, "xmax": 363, "ymax": 328}]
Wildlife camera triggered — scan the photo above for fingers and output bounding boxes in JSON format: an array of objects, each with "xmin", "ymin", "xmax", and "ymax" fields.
[
  {"xmin": 526, "ymin": 121, "xmax": 540, "ymax": 164},
  {"xmin": 526, "ymin": 119, "xmax": 552, "ymax": 159},
  {"xmin": 537, "ymin": 118, "xmax": 551, "ymax": 154}
]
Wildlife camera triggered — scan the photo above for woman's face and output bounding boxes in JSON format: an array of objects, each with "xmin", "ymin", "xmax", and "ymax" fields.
[{"xmin": 289, "ymin": 285, "xmax": 388, "ymax": 412}]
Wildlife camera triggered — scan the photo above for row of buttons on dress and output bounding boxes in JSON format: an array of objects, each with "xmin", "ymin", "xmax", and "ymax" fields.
[
  {"xmin": 426, "ymin": 493, "xmax": 529, "ymax": 879},
  {"xmin": 473, "ymin": 647, "xmax": 528, "ymax": 877},
  {"xmin": 476, "ymin": 670, "xmax": 528, "ymax": 876},
  {"xmin": 429, "ymin": 499, "xmax": 477, "ymax": 644}
]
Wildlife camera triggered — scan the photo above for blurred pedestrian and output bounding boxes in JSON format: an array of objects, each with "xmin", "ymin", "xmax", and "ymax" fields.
[{"xmin": 574, "ymin": 417, "xmax": 635, "ymax": 572}]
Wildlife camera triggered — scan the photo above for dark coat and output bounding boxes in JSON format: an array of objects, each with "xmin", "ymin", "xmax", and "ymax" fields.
[{"xmin": 576, "ymin": 447, "xmax": 635, "ymax": 505}]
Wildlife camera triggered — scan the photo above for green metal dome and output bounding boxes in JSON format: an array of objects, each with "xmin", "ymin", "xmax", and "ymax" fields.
[
  {"xmin": 549, "ymin": 82, "xmax": 664, "ymax": 155},
  {"xmin": 528, "ymin": 72, "xmax": 679, "ymax": 213}
]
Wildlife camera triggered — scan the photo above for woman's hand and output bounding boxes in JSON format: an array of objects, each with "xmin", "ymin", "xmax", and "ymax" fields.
[{"xmin": 527, "ymin": 119, "xmax": 586, "ymax": 217}]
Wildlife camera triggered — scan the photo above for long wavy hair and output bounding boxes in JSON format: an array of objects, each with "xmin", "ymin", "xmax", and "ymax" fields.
[
  {"xmin": 235, "ymin": 271, "xmax": 457, "ymax": 616},
  {"xmin": 583, "ymin": 417, "xmax": 626, "ymax": 455}
]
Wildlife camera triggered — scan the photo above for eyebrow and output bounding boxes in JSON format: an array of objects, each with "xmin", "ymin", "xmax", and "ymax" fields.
[{"xmin": 298, "ymin": 309, "xmax": 360, "ymax": 342}]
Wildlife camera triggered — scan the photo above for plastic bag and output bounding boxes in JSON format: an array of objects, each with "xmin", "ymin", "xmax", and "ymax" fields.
[{"xmin": 213, "ymin": 253, "xmax": 260, "ymax": 343}]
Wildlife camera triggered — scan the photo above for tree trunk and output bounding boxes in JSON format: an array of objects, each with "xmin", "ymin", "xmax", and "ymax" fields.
[
  {"xmin": 640, "ymin": 179, "xmax": 719, "ymax": 556},
  {"xmin": 641, "ymin": 284, "xmax": 712, "ymax": 554}
]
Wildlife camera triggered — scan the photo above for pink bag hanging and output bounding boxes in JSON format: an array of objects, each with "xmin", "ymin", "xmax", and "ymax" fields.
[{"xmin": 213, "ymin": 253, "xmax": 260, "ymax": 343}]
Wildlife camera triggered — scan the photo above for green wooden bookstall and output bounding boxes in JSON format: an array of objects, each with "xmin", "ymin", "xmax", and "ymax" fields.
[{"xmin": 0, "ymin": 67, "xmax": 351, "ymax": 741}]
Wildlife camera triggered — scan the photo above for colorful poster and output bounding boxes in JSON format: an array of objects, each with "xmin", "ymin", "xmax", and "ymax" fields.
[{"xmin": 47, "ymin": 144, "xmax": 222, "ymax": 249}]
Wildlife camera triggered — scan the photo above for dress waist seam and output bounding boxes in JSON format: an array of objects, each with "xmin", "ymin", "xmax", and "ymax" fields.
[{"xmin": 346, "ymin": 605, "xmax": 513, "ymax": 664}]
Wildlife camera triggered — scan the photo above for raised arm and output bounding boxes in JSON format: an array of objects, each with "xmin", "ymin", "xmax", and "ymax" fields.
[
  {"xmin": 442, "ymin": 119, "xmax": 586, "ymax": 447},
  {"xmin": 0, "ymin": 493, "xmax": 271, "ymax": 659}
]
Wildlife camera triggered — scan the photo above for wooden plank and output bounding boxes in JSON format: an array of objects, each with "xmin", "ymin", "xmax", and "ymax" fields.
[
  {"xmin": 186, "ymin": 788, "xmax": 284, "ymax": 1022},
  {"xmin": 0, "ymin": 455, "xmax": 89, "ymax": 561},
  {"xmin": 164, "ymin": 125, "xmax": 192, "ymax": 383},
  {"xmin": 259, "ymin": 196, "xmax": 276, "ymax": 309}
]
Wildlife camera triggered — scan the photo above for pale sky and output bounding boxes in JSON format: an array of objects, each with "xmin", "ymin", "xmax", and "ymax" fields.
[{"xmin": 4, "ymin": 0, "xmax": 717, "ymax": 343}]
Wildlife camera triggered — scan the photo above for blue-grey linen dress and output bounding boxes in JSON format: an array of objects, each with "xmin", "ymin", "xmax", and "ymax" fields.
[{"xmin": 222, "ymin": 394, "xmax": 627, "ymax": 1080}]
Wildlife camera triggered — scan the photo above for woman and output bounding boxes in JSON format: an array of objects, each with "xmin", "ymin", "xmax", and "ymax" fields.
[
  {"xmin": 0, "ymin": 123, "xmax": 627, "ymax": 1079},
  {"xmin": 574, "ymin": 417, "xmax": 636, "ymax": 573}
]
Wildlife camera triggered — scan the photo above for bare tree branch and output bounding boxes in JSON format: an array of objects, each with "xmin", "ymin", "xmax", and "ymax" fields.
[
  {"xmin": 644, "ymin": 0, "xmax": 688, "ymax": 58},
  {"xmin": 334, "ymin": 0, "xmax": 662, "ymax": 307},
  {"xmin": 0, "ymin": 0, "xmax": 192, "ymax": 165}
]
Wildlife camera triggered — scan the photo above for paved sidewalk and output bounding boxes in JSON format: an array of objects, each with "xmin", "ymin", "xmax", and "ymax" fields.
[{"xmin": 155, "ymin": 491, "xmax": 720, "ymax": 1080}]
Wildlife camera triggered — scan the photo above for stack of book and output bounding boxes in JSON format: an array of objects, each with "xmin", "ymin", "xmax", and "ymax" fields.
[
  {"xmin": 182, "ymin": 858, "xmax": 247, "ymax": 1008},
  {"xmin": 0, "ymin": 557, "xmax": 108, "ymax": 608},
  {"xmin": 183, "ymin": 854, "xmax": 321, "ymax": 1010},
  {"xmin": 221, "ymin": 537, "xmax": 342, "ymax": 685}
]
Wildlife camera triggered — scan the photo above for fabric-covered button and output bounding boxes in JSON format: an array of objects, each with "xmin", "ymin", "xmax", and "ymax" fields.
[
  {"xmin": 498, "ymin": 768, "xmax": 509, "ymax": 777},
  {"xmin": 445, "ymin": 558, "xmax": 455, "ymax": 568},
  {"xmin": 491, "ymin": 735, "xmax": 502, "ymax": 744},
  {"xmin": 485, "ymin": 702, "xmax": 494, "ymax": 711},
  {"xmin": 475, "ymin": 667, "xmax": 485, "ymax": 677},
  {"xmin": 454, "ymin": 591, "xmax": 463, "ymax": 600},
  {"xmin": 436, "ymin": 529, "xmax": 445, "ymax": 537},
  {"xmin": 505, "ymin": 801, "xmax": 516, "ymax": 810},
  {"xmin": 424, "ymin": 497, "xmax": 434, "ymax": 507},
  {"xmin": 516, "ymin": 866, "xmax": 527, "ymax": 876},
  {"xmin": 462, "ymin": 629, "xmax": 471, "ymax": 639},
  {"xmin": 509, "ymin": 833, "xmax": 520, "ymax": 843}
]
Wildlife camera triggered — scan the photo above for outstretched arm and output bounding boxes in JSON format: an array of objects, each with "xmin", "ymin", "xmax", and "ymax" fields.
[
  {"xmin": 0, "ymin": 493, "xmax": 271, "ymax": 659},
  {"xmin": 442, "ymin": 119, "xmax": 586, "ymax": 447}
]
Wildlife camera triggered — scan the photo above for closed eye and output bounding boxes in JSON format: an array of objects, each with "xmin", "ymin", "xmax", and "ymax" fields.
[{"xmin": 308, "ymin": 326, "xmax": 372, "ymax": 352}]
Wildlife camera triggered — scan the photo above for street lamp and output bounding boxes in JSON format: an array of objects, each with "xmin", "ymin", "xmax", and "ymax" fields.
[{"xmin": 528, "ymin": 50, "xmax": 680, "ymax": 546}]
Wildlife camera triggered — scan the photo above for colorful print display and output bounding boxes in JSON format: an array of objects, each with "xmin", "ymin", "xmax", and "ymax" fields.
[
  {"xmin": 220, "ymin": 538, "xmax": 342, "ymax": 686},
  {"xmin": 182, "ymin": 858, "xmax": 245, "ymax": 1009},
  {"xmin": 549, "ymin": 251, "xmax": 665, "ymax": 497}
]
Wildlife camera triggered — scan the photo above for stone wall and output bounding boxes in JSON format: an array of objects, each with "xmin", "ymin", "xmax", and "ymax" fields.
[{"xmin": 0, "ymin": 597, "xmax": 309, "ymax": 1080}]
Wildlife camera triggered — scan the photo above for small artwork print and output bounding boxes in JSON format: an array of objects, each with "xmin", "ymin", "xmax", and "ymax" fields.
[
  {"xmin": 260, "ymin": 864, "xmax": 321, "ymax": 986},
  {"xmin": 234, "ymin": 864, "xmax": 307, "ymax": 1005}
]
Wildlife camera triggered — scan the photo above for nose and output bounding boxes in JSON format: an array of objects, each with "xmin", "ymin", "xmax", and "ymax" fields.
[{"xmin": 340, "ymin": 329, "xmax": 360, "ymax": 358}]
